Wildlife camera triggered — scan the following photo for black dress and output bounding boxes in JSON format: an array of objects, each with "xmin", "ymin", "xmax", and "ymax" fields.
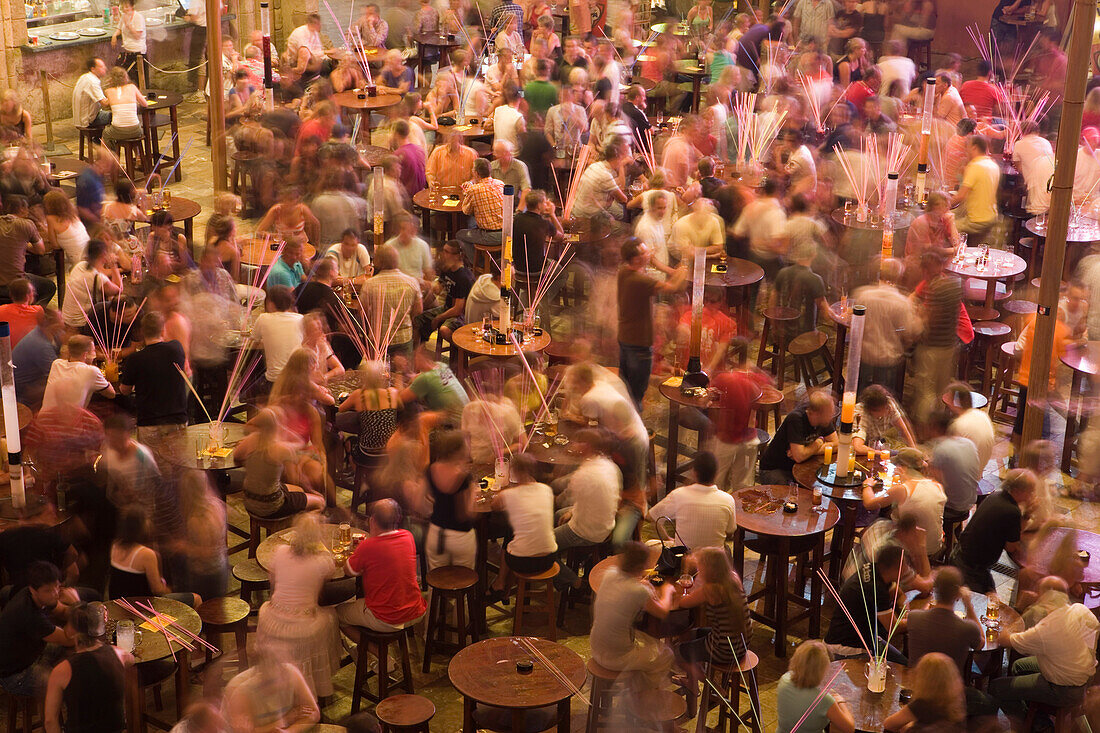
[{"xmin": 63, "ymin": 645, "xmax": 126, "ymax": 733}]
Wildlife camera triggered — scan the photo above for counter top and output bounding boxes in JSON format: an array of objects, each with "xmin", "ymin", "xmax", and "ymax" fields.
[{"xmin": 21, "ymin": 8, "xmax": 234, "ymax": 51}]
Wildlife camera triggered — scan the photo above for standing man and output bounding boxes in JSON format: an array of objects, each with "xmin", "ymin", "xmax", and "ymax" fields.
[
  {"xmin": 792, "ymin": 0, "xmax": 834, "ymax": 50},
  {"xmin": 118, "ymin": 312, "xmax": 189, "ymax": 446},
  {"xmin": 853, "ymin": 259, "xmax": 922, "ymax": 391},
  {"xmin": 952, "ymin": 469, "xmax": 1034, "ymax": 593},
  {"xmin": 910, "ymin": 252, "xmax": 963, "ymax": 424},
  {"xmin": 71, "ymin": 57, "xmax": 110, "ymax": 130},
  {"xmin": 184, "ymin": 0, "xmax": 212, "ymax": 92},
  {"xmin": 951, "ymin": 135, "xmax": 1001, "ymax": 247},
  {"xmin": 616, "ymin": 237, "xmax": 687, "ymax": 407}
]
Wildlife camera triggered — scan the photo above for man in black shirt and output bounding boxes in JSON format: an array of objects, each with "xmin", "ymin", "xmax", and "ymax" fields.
[
  {"xmin": 119, "ymin": 311, "xmax": 189, "ymax": 445},
  {"xmin": 296, "ymin": 257, "xmax": 344, "ymax": 333},
  {"xmin": 413, "ymin": 240, "xmax": 475, "ymax": 345},
  {"xmin": 0, "ymin": 561, "xmax": 73, "ymax": 695},
  {"xmin": 760, "ymin": 390, "xmax": 838, "ymax": 483},
  {"xmin": 622, "ymin": 85, "xmax": 652, "ymax": 155},
  {"xmin": 824, "ymin": 543, "xmax": 907, "ymax": 663},
  {"xmin": 953, "ymin": 469, "xmax": 1033, "ymax": 592}
]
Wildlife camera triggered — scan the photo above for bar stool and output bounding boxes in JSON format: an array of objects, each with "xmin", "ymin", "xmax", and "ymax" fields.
[
  {"xmin": 756, "ymin": 307, "xmax": 800, "ymax": 389},
  {"xmin": 5, "ymin": 692, "xmax": 39, "ymax": 733},
  {"xmin": 376, "ymin": 694, "xmax": 436, "ymax": 733},
  {"xmin": 1001, "ymin": 299, "xmax": 1036, "ymax": 336},
  {"xmin": 230, "ymin": 151, "xmax": 257, "ymax": 195},
  {"xmin": 512, "ymin": 563, "xmax": 559, "ymax": 640},
  {"xmin": 351, "ymin": 627, "xmax": 415, "ymax": 712},
  {"xmin": 76, "ymin": 126, "xmax": 100, "ymax": 162},
  {"xmin": 989, "ymin": 341, "xmax": 1021, "ymax": 424},
  {"xmin": 246, "ymin": 513, "xmax": 293, "ymax": 558},
  {"xmin": 196, "ymin": 596, "xmax": 251, "ymax": 672},
  {"xmin": 908, "ymin": 38, "xmax": 933, "ymax": 71},
  {"xmin": 788, "ymin": 331, "xmax": 834, "ymax": 389},
  {"xmin": 232, "ymin": 558, "xmax": 270, "ymax": 610},
  {"xmin": 457, "ymin": 229, "xmax": 502, "ymax": 274},
  {"xmin": 968, "ymin": 321, "xmax": 1012, "ymax": 393},
  {"xmin": 586, "ymin": 659, "xmax": 620, "ymax": 732},
  {"xmin": 422, "ymin": 565, "xmax": 479, "ymax": 672},
  {"xmin": 965, "ymin": 304, "xmax": 1000, "ymax": 323},
  {"xmin": 1024, "ymin": 701, "xmax": 1078, "ymax": 733},
  {"xmin": 114, "ymin": 138, "xmax": 149, "ymax": 181},
  {"xmin": 696, "ymin": 652, "xmax": 762, "ymax": 733},
  {"xmin": 626, "ymin": 688, "xmax": 686, "ymax": 733},
  {"xmin": 753, "ymin": 387, "xmax": 783, "ymax": 432}
]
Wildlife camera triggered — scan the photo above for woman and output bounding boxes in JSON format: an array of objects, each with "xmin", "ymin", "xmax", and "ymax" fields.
[
  {"xmin": 776, "ymin": 640, "xmax": 855, "ymax": 733},
  {"xmin": 256, "ymin": 513, "xmax": 342, "ymax": 698},
  {"xmin": 102, "ymin": 180, "xmax": 148, "ymax": 241},
  {"xmin": 686, "ymin": 0, "xmax": 714, "ymax": 34},
  {"xmin": 0, "ymin": 90, "xmax": 33, "ymax": 144},
  {"xmin": 269, "ymin": 349, "xmax": 335, "ymax": 502},
  {"xmin": 44, "ymin": 603, "xmax": 130, "ymax": 733},
  {"xmin": 255, "ymin": 185, "xmax": 319, "ymax": 247},
  {"xmin": 329, "ymin": 54, "xmax": 367, "ymax": 94},
  {"xmin": 204, "ymin": 213, "xmax": 242, "ymax": 282},
  {"xmin": 884, "ymin": 653, "xmax": 966, "ymax": 732},
  {"xmin": 338, "ymin": 360, "xmax": 401, "ymax": 466},
  {"xmin": 301, "ymin": 312, "xmax": 344, "ymax": 382},
  {"xmin": 44, "ymin": 190, "xmax": 91, "ymax": 268},
  {"xmin": 836, "ymin": 38, "xmax": 872, "ymax": 87},
  {"xmin": 223, "ymin": 648, "xmax": 321, "ymax": 733},
  {"xmin": 145, "ymin": 209, "xmax": 192, "ymax": 271},
  {"xmin": 891, "ymin": 0, "xmax": 936, "ymax": 44},
  {"xmin": 424, "ymin": 429, "xmax": 476, "ymax": 570},
  {"xmin": 102, "ymin": 66, "xmax": 148, "ymax": 148},
  {"xmin": 674, "ymin": 549, "xmax": 752, "ymax": 683},
  {"xmin": 632, "ymin": 189, "xmax": 676, "ymax": 276},
  {"xmin": 491, "ymin": 453, "xmax": 556, "ymax": 592},
  {"xmin": 404, "ymin": 93, "xmax": 437, "ymax": 149},
  {"xmin": 61, "ymin": 239, "xmax": 123, "ymax": 330},
  {"xmin": 1083, "ymin": 88, "xmax": 1100, "ymax": 134},
  {"xmin": 178, "ymin": 472, "xmax": 229, "ymax": 601},
  {"xmin": 108, "ymin": 507, "xmax": 201, "ymax": 606},
  {"xmin": 233, "ymin": 407, "xmax": 326, "ymax": 518},
  {"xmin": 494, "ymin": 14, "xmax": 525, "ymax": 58}
]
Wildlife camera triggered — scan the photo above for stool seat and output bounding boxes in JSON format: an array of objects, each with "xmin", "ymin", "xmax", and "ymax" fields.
[
  {"xmin": 376, "ymin": 694, "xmax": 436, "ymax": 729},
  {"xmin": 972, "ymin": 321, "xmax": 1011, "ymax": 338},
  {"xmin": 515, "ymin": 565, "xmax": 560, "ymax": 582},
  {"xmin": 426, "ymin": 565, "xmax": 478, "ymax": 591},
  {"xmin": 1002, "ymin": 299, "xmax": 1037, "ymax": 315},
  {"xmin": 710, "ymin": 650, "xmax": 760, "ymax": 674},
  {"xmin": 627, "ymin": 688, "xmax": 686, "ymax": 723},
  {"xmin": 761, "ymin": 306, "xmax": 799, "ymax": 322},
  {"xmin": 197, "ymin": 597, "xmax": 251, "ymax": 628},
  {"xmin": 232, "ymin": 558, "xmax": 269, "ymax": 583},
  {"xmin": 965, "ymin": 305, "xmax": 1000, "ymax": 322},
  {"xmin": 1001, "ymin": 340, "xmax": 1017, "ymax": 357},
  {"xmin": 753, "ymin": 387, "xmax": 783, "ymax": 407},
  {"xmin": 788, "ymin": 330, "xmax": 827, "ymax": 356},
  {"xmin": 513, "ymin": 562, "xmax": 560, "ymax": 640},
  {"xmin": 587, "ymin": 658, "xmax": 619, "ymax": 679},
  {"xmin": 964, "ymin": 279, "xmax": 1011, "ymax": 302}
]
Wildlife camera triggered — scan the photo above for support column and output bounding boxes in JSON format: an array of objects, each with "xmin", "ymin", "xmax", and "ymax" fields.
[{"xmin": 206, "ymin": 0, "xmax": 228, "ymax": 192}]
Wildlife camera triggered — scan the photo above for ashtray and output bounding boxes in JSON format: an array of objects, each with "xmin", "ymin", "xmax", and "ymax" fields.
[
  {"xmin": 714, "ymin": 263, "xmax": 727, "ymax": 273},
  {"xmin": 478, "ymin": 477, "xmax": 490, "ymax": 488},
  {"xmin": 516, "ymin": 660, "xmax": 534, "ymax": 674},
  {"xmin": 1079, "ymin": 550, "xmax": 1091, "ymax": 564},
  {"xmin": 532, "ymin": 327, "xmax": 543, "ymax": 336},
  {"xmin": 553, "ymin": 434, "xmax": 569, "ymax": 446},
  {"xmin": 783, "ymin": 501, "xmax": 798, "ymax": 513}
]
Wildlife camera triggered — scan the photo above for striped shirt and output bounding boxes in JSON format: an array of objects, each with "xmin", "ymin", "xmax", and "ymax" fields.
[
  {"xmin": 919, "ymin": 274, "xmax": 963, "ymax": 348},
  {"xmin": 360, "ymin": 270, "xmax": 421, "ymax": 346},
  {"xmin": 705, "ymin": 594, "xmax": 753, "ymax": 665}
]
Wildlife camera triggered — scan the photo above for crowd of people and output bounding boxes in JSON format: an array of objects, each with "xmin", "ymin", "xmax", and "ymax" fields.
[{"xmin": 0, "ymin": 0, "xmax": 1096, "ymax": 729}]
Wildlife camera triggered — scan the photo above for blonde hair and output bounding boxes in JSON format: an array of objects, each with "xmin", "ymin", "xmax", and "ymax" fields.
[
  {"xmin": 788, "ymin": 640, "xmax": 831, "ymax": 688},
  {"xmin": 910, "ymin": 653, "xmax": 965, "ymax": 722},
  {"xmin": 270, "ymin": 348, "xmax": 317, "ymax": 403},
  {"xmin": 288, "ymin": 512, "xmax": 323, "ymax": 555},
  {"xmin": 1085, "ymin": 88, "xmax": 1100, "ymax": 115},
  {"xmin": 105, "ymin": 66, "xmax": 131, "ymax": 89}
]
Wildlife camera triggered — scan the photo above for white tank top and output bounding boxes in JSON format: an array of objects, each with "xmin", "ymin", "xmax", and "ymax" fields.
[{"xmin": 109, "ymin": 88, "xmax": 140, "ymax": 128}]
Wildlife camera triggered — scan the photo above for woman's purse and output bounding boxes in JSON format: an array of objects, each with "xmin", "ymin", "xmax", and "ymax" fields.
[{"xmin": 654, "ymin": 516, "xmax": 688, "ymax": 578}]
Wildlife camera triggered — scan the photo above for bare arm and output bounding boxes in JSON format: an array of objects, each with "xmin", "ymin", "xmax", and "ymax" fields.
[{"xmin": 44, "ymin": 661, "xmax": 70, "ymax": 733}]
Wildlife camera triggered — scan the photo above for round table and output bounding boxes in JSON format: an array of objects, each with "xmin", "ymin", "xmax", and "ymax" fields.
[
  {"xmin": 450, "ymin": 321, "xmax": 552, "ymax": 381},
  {"xmin": 732, "ymin": 485, "xmax": 839, "ymax": 657},
  {"xmin": 1059, "ymin": 341, "xmax": 1100, "ymax": 472},
  {"xmin": 139, "ymin": 89, "xmax": 184, "ymax": 182},
  {"xmin": 1028, "ymin": 525, "xmax": 1100, "ymax": 588},
  {"xmin": 356, "ymin": 144, "xmax": 390, "ymax": 168},
  {"xmin": 256, "ymin": 522, "xmax": 350, "ymax": 580},
  {"xmin": 153, "ymin": 421, "xmax": 248, "ymax": 471},
  {"xmin": 414, "ymin": 32, "xmax": 462, "ymax": 76},
  {"xmin": 158, "ymin": 196, "xmax": 201, "ymax": 242},
  {"xmin": 1025, "ymin": 214, "xmax": 1100, "ymax": 278},
  {"xmin": 334, "ymin": 90, "xmax": 403, "ymax": 144},
  {"xmin": 946, "ymin": 247, "xmax": 1026, "ymax": 310},
  {"xmin": 828, "ymin": 659, "xmax": 906, "ymax": 732},
  {"xmin": 45, "ymin": 157, "xmax": 88, "ymax": 186},
  {"xmin": 673, "ymin": 60, "xmax": 706, "ymax": 112},
  {"xmin": 239, "ymin": 237, "xmax": 318, "ymax": 268},
  {"xmin": 659, "ymin": 377, "xmax": 717, "ymax": 496},
  {"xmin": 525, "ymin": 419, "xmax": 587, "ymax": 470},
  {"xmin": 109, "ymin": 595, "xmax": 202, "ymax": 662},
  {"xmin": 705, "ymin": 257, "xmax": 764, "ymax": 329},
  {"xmin": 443, "ymin": 122, "xmax": 491, "ymax": 139},
  {"xmin": 327, "ymin": 371, "xmax": 363, "ymax": 404},
  {"xmin": 792, "ymin": 455, "xmax": 875, "ymax": 583},
  {"xmin": 831, "ymin": 207, "xmax": 915, "ymax": 232},
  {"xmin": 412, "ymin": 187, "xmax": 465, "ymax": 240},
  {"xmin": 448, "ymin": 636, "xmax": 586, "ymax": 733}
]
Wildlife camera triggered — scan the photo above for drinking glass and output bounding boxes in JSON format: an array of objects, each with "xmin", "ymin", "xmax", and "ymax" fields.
[{"xmin": 115, "ymin": 620, "xmax": 142, "ymax": 653}]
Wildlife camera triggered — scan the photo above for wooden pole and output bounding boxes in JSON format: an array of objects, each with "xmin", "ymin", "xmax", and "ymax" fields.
[
  {"xmin": 206, "ymin": 0, "xmax": 228, "ymax": 192},
  {"xmin": 1019, "ymin": 0, "xmax": 1096, "ymax": 448},
  {"xmin": 39, "ymin": 70, "xmax": 54, "ymax": 151}
]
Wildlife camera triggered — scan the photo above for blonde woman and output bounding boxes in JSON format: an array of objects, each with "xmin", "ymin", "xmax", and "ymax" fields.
[
  {"xmin": 301, "ymin": 312, "xmax": 344, "ymax": 382},
  {"xmin": 43, "ymin": 190, "xmax": 90, "ymax": 268},
  {"xmin": 883, "ymin": 652, "xmax": 966, "ymax": 731},
  {"xmin": 776, "ymin": 640, "xmax": 855, "ymax": 733},
  {"xmin": 674, "ymin": 549, "xmax": 752, "ymax": 684},
  {"xmin": 0, "ymin": 89, "xmax": 33, "ymax": 144},
  {"xmin": 269, "ymin": 348, "xmax": 335, "ymax": 503},
  {"xmin": 256, "ymin": 513, "xmax": 342, "ymax": 698},
  {"xmin": 338, "ymin": 360, "xmax": 402, "ymax": 466},
  {"xmin": 102, "ymin": 66, "xmax": 148, "ymax": 146},
  {"xmin": 233, "ymin": 407, "xmax": 326, "ymax": 517}
]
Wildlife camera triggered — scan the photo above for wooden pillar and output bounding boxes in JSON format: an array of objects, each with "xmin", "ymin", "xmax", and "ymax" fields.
[
  {"xmin": 39, "ymin": 70, "xmax": 54, "ymax": 149},
  {"xmin": 206, "ymin": 0, "xmax": 228, "ymax": 192}
]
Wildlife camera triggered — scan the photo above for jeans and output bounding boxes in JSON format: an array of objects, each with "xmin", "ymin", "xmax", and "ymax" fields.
[
  {"xmin": 553, "ymin": 523, "xmax": 599, "ymax": 589},
  {"xmin": 618, "ymin": 342, "xmax": 653, "ymax": 408},
  {"xmin": 911, "ymin": 344, "xmax": 958, "ymax": 424},
  {"xmin": 859, "ymin": 361, "xmax": 904, "ymax": 395},
  {"xmin": 712, "ymin": 436, "xmax": 760, "ymax": 492},
  {"xmin": 611, "ymin": 505, "xmax": 642, "ymax": 550},
  {"xmin": 0, "ymin": 645, "xmax": 67, "ymax": 696},
  {"xmin": 988, "ymin": 656, "xmax": 1088, "ymax": 718},
  {"xmin": 412, "ymin": 305, "xmax": 463, "ymax": 344}
]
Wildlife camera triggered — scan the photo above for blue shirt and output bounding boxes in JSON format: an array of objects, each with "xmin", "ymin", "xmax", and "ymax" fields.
[
  {"xmin": 266, "ymin": 258, "xmax": 305, "ymax": 290},
  {"xmin": 13, "ymin": 326, "xmax": 59, "ymax": 406},
  {"xmin": 75, "ymin": 168, "xmax": 104, "ymax": 219}
]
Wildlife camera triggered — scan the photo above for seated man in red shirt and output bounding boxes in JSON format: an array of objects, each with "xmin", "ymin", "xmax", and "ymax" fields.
[
  {"xmin": 0, "ymin": 279, "xmax": 44, "ymax": 346},
  {"xmin": 337, "ymin": 499, "xmax": 426, "ymax": 638},
  {"xmin": 958, "ymin": 60, "xmax": 1004, "ymax": 120}
]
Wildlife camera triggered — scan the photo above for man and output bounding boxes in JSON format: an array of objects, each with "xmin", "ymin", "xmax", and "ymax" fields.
[
  {"xmin": 989, "ymin": 576, "xmax": 1099, "ymax": 721},
  {"xmin": 791, "ymin": 0, "xmax": 834, "ymax": 50},
  {"xmin": 557, "ymin": 36, "xmax": 588, "ymax": 83},
  {"xmin": 523, "ymin": 59, "xmax": 559, "ymax": 120},
  {"xmin": 184, "ymin": 0, "xmax": 210, "ymax": 89},
  {"xmin": 489, "ymin": 140, "xmax": 531, "ymax": 197},
  {"xmin": 944, "ymin": 382, "xmax": 995, "ymax": 471},
  {"xmin": 0, "ymin": 562, "xmax": 73, "ymax": 696},
  {"xmin": 71, "ymin": 57, "xmax": 110, "ymax": 129},
  {"xmin": 759, "ymin": 389, "xmax": 838, "ymax": 484},
  {"xmin": 489, "ymin": 0, "xmax": 524, "ymax": 37},
  {"xmin": 325, "ymin": 229, "xmax": 373, "ymax": 286},
  {"xmin": 310, "ymin": 179, "xmax": 366, "ymax": 247},
  {"xmin": 398, "ymin": 345, "xmax": 468, "ymax": 427},
  {"xmin": 952, "ymin": 134, "xmax": 1001, "ymax": 246},
  {"xmin": 670, "ymin": 189, "xmax": 725, "ymax": 260},
  {"xmin": 736, "ymin": 20, "xmax": 785, "ymax": 86},
  {"xmin": 1012, "ymin": 121, "xmax": 1055, "ymax": 215},
  {"xmin": 851, "ymin": 384, "xmax": 917, "ymax": 453},
  {"xmin": 911, "ymin": 252, "xmax": 963, "ymax": 424},
  {"xmin": 828, "ymin": 0, "xmax": 862, "ymax": 56},
  {"xmin": 0, "ymin": 198, "xmax": 52, "ymax": 306},
  {"xmin": 513, "ymin": 190, "xmax": 564, "ymax": 316},
  {"xmin": 119, "ymin": 312, "xmax": 189, "ymax": 444},
  {"xmin": 251, "ymin": 285, "xmax": 304, "ymax": 385},
  {"xmin": 0, "ymin": 517, "xmax": 80, "ymax": 600},
  {"xmin": 1031, "ymin": 29, "xmax": 1068, "ymax": 103},
  {"xmin": 959, "ymin": 60, "xmax": 1003, "ymax": 120},
  {"xmin": 953, "ymin": 468, "xmax": 1034, "ymax": 592},
  {"xmin": 907, "ymin": 567, "xmax": 983, "ymax": 674},
  {"xmin": 265, "ymin": 238, "xmax": 309, "ymax": 291},
  {"xmin": 861, "ymin": 447, "xmax": 946, "ymax": 558},
  {"xmin": 13, "ymin": 308, "xmax": 62, "ymax": 409},
  {"xmin": 286, "ymin": 13, "xmax": 329, "ymax": 81},
  {"xmin": 460, "ymin": 158, "xmax": 505, "ymax": 237},
  {"xmin": 338, "ymin": 499, "xmax": 426, "ymax": 634},
  {"xmin": 876, "ymin": 40, "xmax": 916, "ymax": 96},
  {"xmin": 392, "ymin": 120, "xmax": 427, "ymax": 198},
  {"xmin": 771, "ymin": 239, "xmax": 831, "ymax": 336},
  {"xmin": 622, "ymin": 85, "xmax": 652, "ymax": 154},
  {"xmin": 934, "ymin": 73, "xmax": 967, "ymax": 128},
  {"xmin": 926, "ymin": 408, "xmax": 981, "ymax": 529},
  {"xmin": 553, "ymin": 429, "xmax": 621, "ymax": 586},
  {"xmin": 545, "ymin": 84, "xmax": 587, "ymax": 152},
  {"xmin": 732, "ymin": 178, "xmax": 787, "ymax": 285},
  {"xmin": 710, "ymin": 364, "xmax": 768, "ymax": 492},
  {"xmin": 616, "ymin": 237, "xmax": 687, "ymax": 407},
  {"xmin": 41, "ymin": 335, "xmax": 115, "ymax": 411},
  {"xmin": 841, "ymin": 513, "xmax": 933, "ymax": 595},
  {"xmin": 465, "ymin": 258, "xmax": 503, "ymax": 326},
  {"xmin": 861, "ymin": 96, "xmax": 896, "ymax": 134},
  {"xmin": 648, "ymin": 452, "xmax": 736, "ymax": 551},
  {"xmin": 660, "ymin": 116, "xmax": 702, "ymax": 189},
  {"xmin": 385, "ymin": 214, "xmax": 435, "ymax": 290},
  {"xmin": 426, "ymin": 131, "xmax": 478, "ymax": 190},
  {"xmin": 824, "ymin": 543, "xmax": 907, "ymax": 663},
  {"xmin": 413, "ymin": 240, "xmax": 473, "ymax": 345},
  {"xmin": 572, "ymin": 140, "xmax": 629, "ymax": 220},
  {"xmin": 361, "ymin": 245, "xmax": 423, "ymax": 359},
  {"xmin": 295, "ymin": 257, "xmax": 344, "ymax": 332},
  {"xmin": 853, "ymin": 259, "xmax": 922, "ymax": 390}
]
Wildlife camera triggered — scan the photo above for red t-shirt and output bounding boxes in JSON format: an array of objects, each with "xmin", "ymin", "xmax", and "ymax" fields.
[
  {"xmin": 295, "ymin": 117, "xmax": 334, "ymax": 154},
  {"xmin": 958, "ymin": 80, "xmax": 1001, "ymax": 120},
  {"xmin": 347, "ymin": 530, "xmax": 426, "ymax": 625},
  {"xmin": 676, "ymin": 305, "xmax": 738, "ymax": 368},
  {"xmin": 0, "ymin": 303, "xmax": 43, "ymax": 346},
  {"xmin": 844, "ymin": 81, "xmax": 874, "ymax": 113},
  {"xmin": 711, "ymin": 370, "xmax": 769, "ymax": 443}
]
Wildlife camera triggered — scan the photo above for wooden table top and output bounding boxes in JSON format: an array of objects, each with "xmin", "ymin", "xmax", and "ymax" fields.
[
  {"xmin": 46, "ymin": 157, "xmax": 88, "ymax": 182},
  {"xmin": 443, "ymin": 122, "xmax": 490, "ymax": 137},
  {"xmin": 947, "ymin": 247, "xmax": 1026, "ymax": 281},
  {"xmin": 1028, "ymin": 525, "xmax": 1100, "ymax": 586},
  {"xmin": 907, "ymin": 591, "xmax": 1022, "ymax": 652},
  {"xmin": 334, "ymin": 90, "xmax": 403, "ymax": 111},
  {"xmin": 733, "ymin": 485, "xmax": 840, "ymax": 538},
  {"xmin": 704, "ymin": 257, "xmax": 764, "ymax": 288},
  {"xmin": 412, "ymin": 187, "xmax": 464, "ymax": 213},
  {"xmin": 0, "ymin": 403, "xmax": 34, "ymax": 436},
  {"xmin": 239, "ymin": 238, "xmax": 318, "ymax": 268},
  {"xmin": 449, "ymin": 636, "xmax": 586, "ymax": 709},
  {"xmin": 525, "ymin": 419, "xmax": 587, "ymax": 468},
  {"xmin": 831, "ymin": 207, "xmax": 914, "ymax": 232},
  {"xmin": 451, "ymin": 321, "xmax": 551, "ymax": 358},
  {"xmin": 157, "ymin": 195, "xmax": 201, "ymax": 222},
  {"xmin": 1026, "ymin": 214, "xmax": 1100, "ymax": 242},
  {"xmin": 154, "ymin": 421, "xmax": 248, "ymax": 470},
  {"xmin": 1061, "ymin": 341, "xmax": 1100, "ymax": 376},
  {"xmin": 414, "ymin": 31, "xmax": 462, "ymax": 47},
  {"xmin": 141, "ymin": 89, "xmax": 184, "ymax": 111},
  {"xmin": 673, "ymin": 60, "xmax": 706, "ymax": 76},
  {"xmin": 109, "ymin": 596, "xmax": 201, "ymax": 662},
  {"xmin": 589, "ymin": 544, "xmax": 661, "ymax": 593},
  {"xmin": 356, "ymin": 144, "xmax": 390, "ymax": 167},
  {"xmin": 791, "ymin": 457, "xmax": 874, "ymax": 502},
  {"xmin": 560, "ymin": 218, "xmax": 622, "ymax": 246},
  {"xmin": 829, "ymin": 659, "xmax": 905, "ymax": 733},
  {"xmin": 256, "ymin": 522, "xmax": 350, "ymax": 579},
  {"xmin": 658, "ymin": 377, "xmax": 716, "ymax": 409}
]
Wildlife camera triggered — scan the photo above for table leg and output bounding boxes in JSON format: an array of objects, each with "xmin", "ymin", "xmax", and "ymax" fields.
[
  {"xmin": 170, "ymin": 106, "xmax": 182, "ymax": 182},
  {"xmin": 175, "ymin": 648, "xmax": 190, "ymax": 717},
  {"xmin": 692, "ymin": 77, "xmax": 701, "ymax": 113},
  {"xmin": 557, "ymin": 699, "xmax": 571, "ymax": 733},
  {"xmin": 54, "ymin": 248, "xmax": 66, "ymax": 309},
  {"xmin": 832, "ymin": 325, "xmax": 847, "ymax": 398},
  {"xmin": 774, "ymin": 538, "xmax": 789, "ymax": 657},
  {"xmin": 184, "ymin": 218, "xmax": 193, "ymax": 243},
  {"xmin": 810, "ymin": 534, "xmax": 824, "ymax": 638},
  {"xmin": 1061, "ymin": 370, "xmax": 1083, "ymax": 473},
  {"xmin": 463, "ymin": 696, "xmax": 475, "ymax": 733},
  {"xmin": 126, "ymin": 665, "xmax": 142, "ymax": 733},
  {"xmin": 365, "ymin": 115, "xmax": 373, "ymax": 145},
  {"xmin": 512, "ymin": 709, "xmax": 526, "ymax": 733},
  {"xmin": 828, "ymin": 502, "xmax": 856, "ymax": 584},
  {"xmin": 475, "ymin": 513, "xmax": 489, "ymax": 632},
  {"xmin": 732, "ymin": 528, "xmax": 745, "ymax": 577},
  {"xmin": 664, "ymin": 400, "xmax": 680, "ymax": 497},
  {"xmin": 984, "ymin": 279, "xmax": 996, "ymax": 311}
]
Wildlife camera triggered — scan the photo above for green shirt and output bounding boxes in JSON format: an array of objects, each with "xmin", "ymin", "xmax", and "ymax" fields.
[
  {"xmin": 523, "ymin": 80, "xmax": 559, "ymax": 119},
  {"xmin": 409, "ymin": 363, "xmax": 469, "ymax": 424}
]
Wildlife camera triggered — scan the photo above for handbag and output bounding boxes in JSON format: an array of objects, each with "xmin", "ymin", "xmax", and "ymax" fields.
[{"xmin": 653, "ymin": 516, "xmax": 688, "ymax": 578}]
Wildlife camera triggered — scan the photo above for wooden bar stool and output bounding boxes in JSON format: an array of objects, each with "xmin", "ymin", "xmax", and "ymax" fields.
[
  {"xmin": 196, "ymin": 597, "xmax": 251, "ymax": 672},
  {"xmin": 586, "ymin": 659, "xmax": 620, "ymax": 732},
  {"xmin": 626, "ymin": 688, "xmax": 686, "ymax": 733},
  {"xmin": 989, "ymin": 341, "xmax": 1021, "ymax": 424},
  {"xmin": 964, "ymin": 304, "xmax": 999, "ymax": 323},
  {"xmin": 114, "ymin": 138, "xmax": 149, "ymax": 181},
  {"xmin": 423, "ymin": 565, "xmax": 479, "ymax": 672},
  {"xmin": 788, "ymin": 331, "xmax": 834, "ymax": 389},
  {"xmin": 376, "ymin": 694, "xmax": 436, "ymax": 733},
  {"xmin": 351, "ymin": 628, "xmax": 415, "ymax": 712},
  {"xmin": 76, "ymin": 126, "xmax": 100, "ymax": 161},
  {"xmin": 512, "ymin": 563, "xmax": 559, "ymax": 640},
  {"xmin": 696, "ymin": 652, "xmax": 762, "ymax": 733},
  {"xmin": 246, "ymin": 513, "xmax": 293, "ymax": 558},
  {"xmin": 232, "ymin": 558, "xmax": 270, "ymax": 610},
  {"xmin": 755, "ymin": 307, "xmax": 799, "ymax": 389},
  {"xmin": 968, "ymin": 321, "xmax": 1012, "ymax": 393},
  {"xmin": 5, "ymin": 693, "xmax": 39, "ymax": 733},
  {"xmin": 908, "ymin": 38, "xmax": 932, "ymax": 71},
  {"xmin": 752, "ymin": 387, "xmax": 783, "ymax": 432},
  {"xmin": 1001, "ymin": 299, "xmax": 1036, "ymax": 336}
]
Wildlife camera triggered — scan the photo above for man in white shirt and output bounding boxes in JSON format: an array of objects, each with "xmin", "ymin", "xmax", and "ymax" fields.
[
  {"xmin": 876, "ymin": 40, "xmax": 917, "ymax": 96},
  {"xmin": 934, "ymin": 74, "xmax": 966, "ymax": 127},
  {"xmin": 250, "ymin": 285, "xmax": 304, "ymax": 384},
  {"xmin": 732, "ymin": 178, "xmax": 788, "ymax": 282},
  {"xmin": 185, "ymin": 0, "xmax": 209, "ymax": 88},
  {"xmin": 648, "ymin": 451, "xmax": 737, "ymax": 551},
  {"xmin": 944, "ymin": 382, "xmax": 995, "ymax": 471},
  {"xmin": 287, "ymin": 13, "xmax": 330, "ymax": 79},
  {"xmin": 1012, "ymin": 122, "xmax": 1055, "ymax": 215},
  {"xmin": 72, "ymin": 57, "xmax": 109, "ymax": 129},
  {"xmin": 553, "ymin": 430, "xmax": 622, "ymax": 587},
  {"xmin": 564, "ymin": 362, "xmax": 649, "ymax": 493},
  {"xmin": 572, "ymin": 141, "xmax": 628, "ymax": 220},
  {"xmin": 988, "ymin": 577, "xmax": 1099, "ymax": 720},
  {"xmin": 41, "ymin": 335, "xmax": 115, "ymax": 410}
]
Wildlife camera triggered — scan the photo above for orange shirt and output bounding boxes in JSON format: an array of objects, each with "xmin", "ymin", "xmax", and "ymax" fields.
[
  {"xmin": 0, "ymin": 303, "xmax": 43, "ymax": 346},
  {"xmin": 1016, "ymin": 313, "xmax": 1068, "ymax": 389}
]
